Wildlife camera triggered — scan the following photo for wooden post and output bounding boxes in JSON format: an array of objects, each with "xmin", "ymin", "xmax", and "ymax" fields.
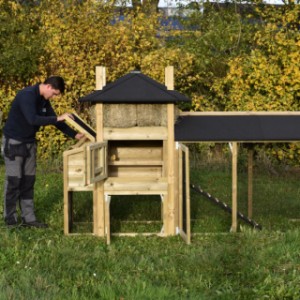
[
  {"xmin": 174, "ymin": 144, "xmax": 180, "ymax": 231},
  {"xmin": 96, "ymin": 66, "xmax": 106, "ymax": 90},
  {"xmin": 165, "ymin": 66, "xmax": 176, "ymax": 235},
  {"xmin": 231, "ymin": 142, "xmax": 238, "ymax": 232},
  {"xmin": 93, "ymin": 66, "xmax": 105, "ymax": 236},
  {"xmin": 165, "ymin": 66, "xmax": 174, "ymax": 90},
  {"xmin": 63, "ymin": 154, "xmax": 69, "ymax": 234},
  {"xmin": 248, "ymin": 148, "xmax": 253, "ymax": 219}
]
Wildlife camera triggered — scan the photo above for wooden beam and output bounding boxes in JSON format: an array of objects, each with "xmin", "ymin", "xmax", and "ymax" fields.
[
  {"xmin": 104, "ymin": 126, "xmax": 168, "ymax": 140},
  {"xmin": 248, "ymin": 148, "xmax": 253, "ymax": 219},
  {"xmin": 94, "ymin": 66, "xmax": 106, "ymax": 237},
  {"xmin": 231, "ymin": 142, "xmax": 238, "ymax": 232},
  {"xmin": 179, "ymin": 111, "xmax": 300, "ymax": 116},
  {"xmin": 63, "ymin": 154, "xmax": 69, "ymax": 235},
  {"xmin": 164, "ymin": 65, "xmax": 176, "ymax": 235}
]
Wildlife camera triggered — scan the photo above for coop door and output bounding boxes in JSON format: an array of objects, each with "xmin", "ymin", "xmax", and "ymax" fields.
[
  {"xmin": 178, "ymin": 143, "xmax": 191, "ymax": 244},
  {"xmin": 86, "ymin": 142, "xmax": 108, "ymax": 185}
]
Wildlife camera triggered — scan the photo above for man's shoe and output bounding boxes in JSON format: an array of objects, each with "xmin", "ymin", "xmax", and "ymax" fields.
[
  {"xmin": 5, "ymin": 219, "xmax": 18, "ymax": 228},
  {"xmin": 22, "ymin": 220, "xmax": 48, "ymax": 228}
]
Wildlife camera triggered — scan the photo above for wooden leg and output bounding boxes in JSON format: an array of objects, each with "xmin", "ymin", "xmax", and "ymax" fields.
[
  {"xmin": 231, "ymin": 142, "xmax": 238, "ymax": 232},
  {"xmin": 248, "ymin": 149, "xmax": 253, "ymax": 219},
  {"xmin": 69, "ymin": 192, "xmax": 73, "ymax": 233},
  {"xmin": 105, "ymin": 194, "xmax": 111, "ymax": 245}
]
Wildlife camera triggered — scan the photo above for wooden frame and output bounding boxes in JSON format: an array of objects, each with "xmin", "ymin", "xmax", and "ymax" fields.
[
  {"xmin": 86, "ymin": 141, "xmax": 108, "ymax": 184},
  {"xmin": 63, "ymin": 111, "xmax": 107, "ymax": 235},
  {"xmin": 104, "ymin": 193, "xmax": 166, "ymax": 245}
]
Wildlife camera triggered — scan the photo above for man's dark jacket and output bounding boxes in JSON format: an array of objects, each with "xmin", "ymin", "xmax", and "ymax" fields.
[{"xmin": 3, "ymin": 83, "xmax": 76, "ymax": 143}]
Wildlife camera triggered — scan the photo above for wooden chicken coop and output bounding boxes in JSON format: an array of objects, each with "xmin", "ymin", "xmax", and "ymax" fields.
[{"xmin": 63, "ymin": 66, "xmax": 191, "ymax": 244}]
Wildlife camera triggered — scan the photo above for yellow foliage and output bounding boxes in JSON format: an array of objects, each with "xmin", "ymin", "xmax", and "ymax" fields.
[
  {"xmin": 214, "ymin": 5, "xmax": 300, "ymax": 111},
  {"xmin": 0, "ymin": 0, "xmax": 197, "ymax": 159}
]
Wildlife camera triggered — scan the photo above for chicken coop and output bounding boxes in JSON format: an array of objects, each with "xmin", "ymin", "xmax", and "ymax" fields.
[{"xmin": 63, "ymin": 66, "xmax": 191, "ymax": 244}]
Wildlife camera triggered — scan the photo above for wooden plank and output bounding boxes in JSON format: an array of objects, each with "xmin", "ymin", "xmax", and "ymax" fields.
[
  {"xmin": 63, "ymin": 145, "xmax": 86, "ymax": 157},
  {"xmin": 104, "ymin": 127, "xmax": 168, "ymax": 140},
  {"xmin": 164, "ymin": 66, "xmax": 176, "ymax": 236},
  {"xmin": 64, "ymin": 114, "xmax": 95, "ymax": 142},
  {"xmin": 112, "ymin": 232, "xmax": 164, "ymax": 237},
  {"xmin": 104, "ymin": 177, "xmax": 168, "ymax": 194},
  {"xmin": 68, "ymin": 178, "xmax": 88, "ymax": 188},
  {"xmin": 174, "ymin": 145, "xmax": 179, "ymax": 231},
  {"xmin": 178, "ymin": 144, "xmax": 183, "ymax": 232},
  {"xmin": 105, "ymin": 195, "xmax": 111, "ymax": 245},
  {"xmin": 178, "ymin": 143, "xmax": 191, "ymax": 244},
  {"xmin": 108, "ymin": 166, "xmax": 163, "ymax": 178},
  {"xmin": 185, "ymin": 144, "xmax": 191, "ymax": 244},
  {"xmin": 71, "ymin": 136, "xmax": 89, "ymax": 148},
  {"xmin": 63, "ymin": 153, "xmax": 69, "ymax": 234},
  {"xmin": 108, "ymin": 160, "xmax": 163, "ymax": 166},
  {"xmin": 68, "ymin": 186, "xmax": 94, "ymax": 192},
  {"xmin": 94, "ymin": 69, "xmax": 105, "ymax": 237},
  {"xmin": 109, "ymin": 143, "xmax": 163, "ymax": 161},
  {"xmin": 180, "ymin": 111, "xmax": 300, "ymax": 116},
  {"xmin": 248, "ymin": 149, "xmax": 253, "ymax": 219},
  {"xmin": 231, "ymin": 142, "xmax": 238, "ymax": 232},
  {"xmin": 165, "ymin": 103, "xmax": 176, "ymax": 236}
]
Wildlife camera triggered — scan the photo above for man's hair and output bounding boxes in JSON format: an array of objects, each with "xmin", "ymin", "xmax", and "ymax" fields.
[{"xmin": 44, "ymin": 76, "xmax": 65, "ymax": 94}]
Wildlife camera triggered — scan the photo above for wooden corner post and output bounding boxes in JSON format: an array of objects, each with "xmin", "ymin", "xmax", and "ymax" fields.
[
  {"xmin": 94, "ymin": 66, "xmax": 106, "ymax": 236},
  {"xmin": 164, "ymin": 66, "xmax": 176, "ymax": 235}
]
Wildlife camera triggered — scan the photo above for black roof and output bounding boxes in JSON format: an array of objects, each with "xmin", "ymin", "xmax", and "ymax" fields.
[
  {"xmin": 79, "ymin": 71, "xmax": 190, "ymax": 104},
  {"xmin": 175, "ymin": 114, "xmax": 300, "ymax": 142}
]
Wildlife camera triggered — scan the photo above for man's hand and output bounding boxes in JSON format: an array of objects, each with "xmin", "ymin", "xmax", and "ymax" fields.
[
  {"xmin": 75, "ymin": 133, "xmax": 85, "ymax": 140},
  {"xmin": 57, "ymin": 113, "xmax": 73, "ymax": 122}
]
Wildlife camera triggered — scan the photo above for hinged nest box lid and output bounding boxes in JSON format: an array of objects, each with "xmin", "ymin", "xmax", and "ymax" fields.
[{"xmin": 79, "ymin": 71, "xmax": 190, "ymax": 104}]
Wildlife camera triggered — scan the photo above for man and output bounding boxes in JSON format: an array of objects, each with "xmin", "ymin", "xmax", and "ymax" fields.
[{"xmin": 2, "ymin": 76, "xmax": 84, "ymax": 228}]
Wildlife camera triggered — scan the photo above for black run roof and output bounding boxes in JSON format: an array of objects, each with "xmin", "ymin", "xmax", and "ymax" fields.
[
  {"xmin": 175, "ymin": 114, "xmax": 300, "ymax": 142},
  {"xmin": 79, "ymin": 71, "xmax": 190, "ymax": 104}
]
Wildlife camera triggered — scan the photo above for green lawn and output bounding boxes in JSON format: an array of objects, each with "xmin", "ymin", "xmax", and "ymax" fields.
[{"xmin": 1, "ymin": 161, "xmax": 300, "ymax": 299}]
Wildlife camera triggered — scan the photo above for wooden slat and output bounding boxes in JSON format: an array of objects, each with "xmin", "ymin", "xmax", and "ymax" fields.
[
  {"xmin": 109, "ymin": 145, "xmax": 163, "ymax": 161},
  {"xmin": 104, "ymin": 127, "xmax": 168, "ymax": 140},
  {"xmin": 68, "ymin": 186, "xmax": 94, "ymax": 192},
  {"xmin": 108, "ymin": 166, "xmax": 163, "ymax": 177},
  {"xmin": 109, "ymin": 160, "xmax": 163, "ymax": 166},
  {"xmin": 104, "ymin": 177, "xmax": 168, "ymax": 194}
]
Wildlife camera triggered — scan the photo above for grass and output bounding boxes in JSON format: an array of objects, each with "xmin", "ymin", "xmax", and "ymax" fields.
[{"xmin": 1, "ymin": 156, "xmax": 300, "ymax": 299}]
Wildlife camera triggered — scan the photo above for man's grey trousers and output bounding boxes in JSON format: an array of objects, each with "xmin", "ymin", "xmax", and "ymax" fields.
[{"xmin": 2, "ymin": 136, "xmax": 37, "ymax": 224}]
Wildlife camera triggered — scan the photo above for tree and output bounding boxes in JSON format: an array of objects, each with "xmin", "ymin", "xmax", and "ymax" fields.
[
  {"xmin": 166, "ymin": 0, "xmax": 259, "ymax": 111},
  {"xmin": 212, "ymin": 2, "xmax": 300, "ymax": 163},
  {"xmin": 0, "ymin": 0, "xmax": 43, "ymax": 85},
  {"xmin": 0, "ymin": 0, "xmax": 196, "ymax": 158},
  {"xmin": 213, "ymin": 3, "xmax": 300, "ymax": 111}
]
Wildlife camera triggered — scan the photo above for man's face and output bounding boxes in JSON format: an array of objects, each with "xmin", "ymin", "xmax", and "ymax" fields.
[{"xmin": 44, "ymin": 84, "xmax": 61, "ymax": 100}]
